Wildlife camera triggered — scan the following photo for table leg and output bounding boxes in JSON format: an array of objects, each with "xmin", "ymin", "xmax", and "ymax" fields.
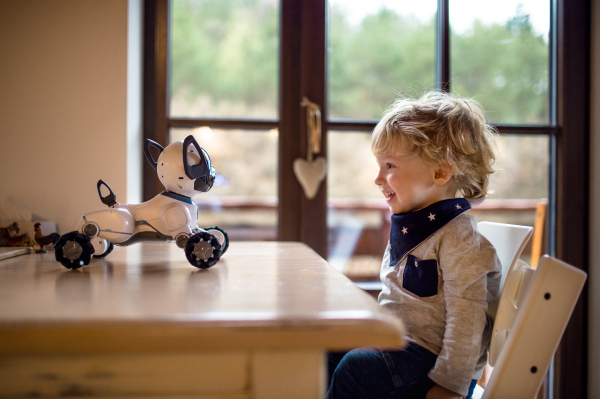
[{"xmin": 251, "ymin": 350, "xmax": 325, "ymax": 399}]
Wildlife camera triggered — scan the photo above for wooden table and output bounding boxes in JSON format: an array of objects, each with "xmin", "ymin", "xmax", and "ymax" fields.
[{"xmin": 0, "ymin": 242, "xmax": 404, "ymax": 399}]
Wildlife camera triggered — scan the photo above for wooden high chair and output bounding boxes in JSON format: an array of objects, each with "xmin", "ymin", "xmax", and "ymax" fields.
[
  {"xmin": 475, "ymin": 201, "xmax": 549, "ymax": 396},
  {"xmin": 471, "ymin": 254, "xmax": 586, "ymax": 399},
  {"xmin": 473, "ymin": 222, "xmax": 533, "ymax": 393},
  {"xmin": 477, "ymin": 223, "xmax": 539, "ymax": 396},
  {"xmin": 477, "ymin": 222, "xmax": 534, "ymax": 323}
]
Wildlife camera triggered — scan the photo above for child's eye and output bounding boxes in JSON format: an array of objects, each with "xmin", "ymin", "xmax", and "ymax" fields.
[{"xmin": 386, "ymin": 163, "xmax": 394, "ymax": 169}]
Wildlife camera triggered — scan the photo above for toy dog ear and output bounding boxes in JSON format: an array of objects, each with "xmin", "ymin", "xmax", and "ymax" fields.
[
  {"xmin": 144, "ymin": 139, "xmax": 165, "ymax": 171},
  {"xmin": 183, "ymin": 135, "xmax": 210, "ymax": 179}
]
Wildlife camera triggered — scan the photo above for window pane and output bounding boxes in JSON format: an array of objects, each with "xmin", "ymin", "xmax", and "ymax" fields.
[
  {"xmin": 327, "ymin": 132, "xmax": 381, "ymax": 200},
  {"xmin": 327, "ymin": 1, "xmax": 437, "ymax": 119},
  {"xmin": 470, "ymin": 134, "xmax": 550, "ymax": 266},
  {"xmin": 170, "ymin": 128, "xmax": 278, "ymax": 240},
  {"xmin": 169, "ymin": 0, "xmax": 279, "ymax": 119},
  {"xmin": 489, "ymin": 134, "xmax": 549, "ymax": 200},
  {"xmin": 327, "ymin": 132, "xmax": 550, "ymax": 279},
  {"xmin": 327, "ymin": 131, "xmax": 387, "ymax": 278},
  {"xmin": 450, "ymin": 0, "xmax": 550, "ymax": 124}
]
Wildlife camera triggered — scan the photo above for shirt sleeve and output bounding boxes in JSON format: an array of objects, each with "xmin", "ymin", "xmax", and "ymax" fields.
[{"xmin": 427, "ymin": 219, "xmax": 501, "ymax": 396}]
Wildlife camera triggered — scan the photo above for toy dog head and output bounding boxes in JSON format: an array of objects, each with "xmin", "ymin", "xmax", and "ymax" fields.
[{"xmin": 144, "ymin": 135, "xmax": 216, "ymax": 198}]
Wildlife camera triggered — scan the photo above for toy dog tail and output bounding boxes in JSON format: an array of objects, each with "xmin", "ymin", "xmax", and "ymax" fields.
[{"xmin": 97, "ymin": 180, "xmax": 117, "ymax": 207}]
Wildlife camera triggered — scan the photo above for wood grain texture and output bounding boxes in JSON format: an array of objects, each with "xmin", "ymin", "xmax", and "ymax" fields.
[
  {"xmin": 0, "ymin": 352, "xmax": 248, "ymax": 397},
  {"xmin": 252, "ymin": 350, "xmax": 325, "ymax": 399},
  {"xmin": 0, "ymin": 242, "xmax": 405, "ymax": 355}
]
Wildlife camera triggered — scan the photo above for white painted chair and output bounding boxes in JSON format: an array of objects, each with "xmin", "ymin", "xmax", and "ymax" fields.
[
  {"xmin": 473, "ymin": 221, "xmax": 533, "ymax": 393},
  {"xmin": 472, "ymin": 255, "xmax": 587, "ymax": 398},
  {"xmin": 477, "ymin": 221, "xmax": 534, "ymax": 324}
]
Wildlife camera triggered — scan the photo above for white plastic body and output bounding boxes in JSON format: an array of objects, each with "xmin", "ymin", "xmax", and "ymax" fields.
[
  {"xmin": 76, "ymin": 195, "xmax": 199, "ymax": 247},
  {"xmin": 477, "ymin": 256, "xmax": 586, "ymax": 399}
]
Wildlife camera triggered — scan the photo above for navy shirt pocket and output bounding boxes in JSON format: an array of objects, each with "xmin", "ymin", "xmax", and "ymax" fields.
[{"xmin": 402, "ymin": 255, "xmax": 439, "ymax": 297}]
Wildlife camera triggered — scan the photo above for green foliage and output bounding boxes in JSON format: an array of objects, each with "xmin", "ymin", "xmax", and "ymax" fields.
[
  {"xmin": 171, "ymin": 0, "xmax": 548, "ymax": 124},
  {"xmin": 328, "ymin": 5, "xmax": 436, "ymax": 119},
  {"xmin": 171, "ymin": 0, "xmax": 278, "ymax": 116},
  {"xmin": 451, "ymin": 12, "xmax": 549, "ymax": 123}
]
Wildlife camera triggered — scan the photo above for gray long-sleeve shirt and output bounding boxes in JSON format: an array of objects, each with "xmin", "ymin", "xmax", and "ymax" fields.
[{"xmin": 379, "ymin": 212, "xmax": 501, "ymax": 396}]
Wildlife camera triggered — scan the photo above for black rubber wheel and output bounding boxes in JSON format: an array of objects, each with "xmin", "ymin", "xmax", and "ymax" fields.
[
  {"xmin": 203, "ymin": 226, "xmax": 229, "ymax": 255},
  {"xmin": 184, "ymin": 231, "xmax": 222, "ymax": 269},
  {"xmin": 54, "ymin": 231, "xmax": 95, "ymax": 269},
  {"xmin": 93, "ymin": 241, "xmax": 114, "ymax": 259}
]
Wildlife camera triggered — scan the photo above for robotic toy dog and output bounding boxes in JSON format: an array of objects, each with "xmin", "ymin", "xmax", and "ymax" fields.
[{"xmin": 54, "ymin": 135, "xmax": 228, "ymax": 269}]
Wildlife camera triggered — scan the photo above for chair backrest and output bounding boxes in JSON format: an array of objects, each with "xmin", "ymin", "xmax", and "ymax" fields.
[
  {"xmin": 480, "ymin": 256, "xmax": 586, "ymax": 399},
  {"xmin": 477, "ymin": 222, "xmax": 533, "ymax": 322}
]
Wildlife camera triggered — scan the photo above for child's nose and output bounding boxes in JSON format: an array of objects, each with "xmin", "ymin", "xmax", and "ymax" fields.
[{"xmin": 374, "ymin": 170, "xmax": 384, "ymax": 186}]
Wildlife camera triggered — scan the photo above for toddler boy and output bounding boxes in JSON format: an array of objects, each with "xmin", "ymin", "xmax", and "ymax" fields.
[{"xmin": 328, "ymin": 92, "xmax": 502, "ymax": 399}]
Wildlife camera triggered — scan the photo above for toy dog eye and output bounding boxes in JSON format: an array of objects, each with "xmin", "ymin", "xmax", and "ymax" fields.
[{"xmin": 179, "ymin": 177, "xmax": 184, "ymax": 179}]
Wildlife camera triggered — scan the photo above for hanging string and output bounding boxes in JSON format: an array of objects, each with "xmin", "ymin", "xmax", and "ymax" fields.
[{"xmin": 301, "ymin": 97, "xmax": 321, "ymax": 162}]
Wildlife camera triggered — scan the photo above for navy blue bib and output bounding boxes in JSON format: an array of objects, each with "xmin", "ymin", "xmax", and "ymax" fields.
[{"xmin": 389, "ymin": 198, "xmax": 470, "ymax": 266}]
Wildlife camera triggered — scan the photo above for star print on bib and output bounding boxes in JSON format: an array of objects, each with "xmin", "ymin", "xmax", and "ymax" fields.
[{"xmin": 388, "ymin": 198, "xmax": 470, "ymax": 266}]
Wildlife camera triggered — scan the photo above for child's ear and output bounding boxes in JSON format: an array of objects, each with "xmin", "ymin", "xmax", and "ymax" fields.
[{"xmin": 433, "ymin": 162, "xmax": 453, "ymax": 186}]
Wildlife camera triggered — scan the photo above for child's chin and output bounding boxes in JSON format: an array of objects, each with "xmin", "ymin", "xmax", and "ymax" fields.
[
  {"xmin": 389, "ymin": 203, "xmax": 414, "ymax": 214},
  {"xmin": 389, "ymin": 205, "xmax": 403, "ymax": 214}
]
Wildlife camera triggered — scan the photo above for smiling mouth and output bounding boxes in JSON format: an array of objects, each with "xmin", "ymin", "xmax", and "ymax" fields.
[{"xmin": 383, "ymin": 192, "xmax": 396, "ymax": 201}]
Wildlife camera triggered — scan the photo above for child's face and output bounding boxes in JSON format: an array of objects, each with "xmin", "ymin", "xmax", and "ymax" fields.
[{"xmin": 374, "ymin": 151, "xmax": 450, "ymax": 214}]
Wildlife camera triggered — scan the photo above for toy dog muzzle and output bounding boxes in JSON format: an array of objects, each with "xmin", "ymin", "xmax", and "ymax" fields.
[{"xmin": 194, "ymin": 166, "xmax": 216, "ymax": 192}]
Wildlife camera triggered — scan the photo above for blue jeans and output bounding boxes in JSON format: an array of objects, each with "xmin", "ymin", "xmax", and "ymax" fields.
[{"xmin": 327, "ymin": 343, "xmax": 477, "ymax": 399}]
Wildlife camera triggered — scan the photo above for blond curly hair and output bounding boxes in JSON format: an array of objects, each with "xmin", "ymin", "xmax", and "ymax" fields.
[{"xmin": 371, "ymin": 91, "xmax": 497, "ymax": 199}]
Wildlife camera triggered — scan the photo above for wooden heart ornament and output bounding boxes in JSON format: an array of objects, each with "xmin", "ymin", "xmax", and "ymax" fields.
[{"xmin": 293, "ymin": 156, "xmax": 327, "ymax": 199}]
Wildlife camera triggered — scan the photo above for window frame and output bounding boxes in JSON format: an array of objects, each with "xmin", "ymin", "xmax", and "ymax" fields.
[{"xmin": 143, "ymin": 0, "xmax": 590, "ymax": 397}]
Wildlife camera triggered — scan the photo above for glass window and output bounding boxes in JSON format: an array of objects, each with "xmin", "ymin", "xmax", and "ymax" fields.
[
  {"xmin": 170, "ymin": 0, "xmax": 279, "ymax": 119},
  {"xmin": 327, "ymin": 0, "xmax": 437, "ymax": 119},
  {"xmin": 170, "ymin": 127, "xmax": 278, "ymax": 240},
  {"xmin": 468, "ymin": 134, "xmax": 550, "ymax": 266},
  {"xmin": 488, "ymin": 134, "xmax": 550, "ymax": 201},
  {"xmin": 327, "ymin": 131, "xmax": 386, "ymax": 279},
  {"xmin": 450, "ymin": 0, "xmax": 551, "ymax": 124}
]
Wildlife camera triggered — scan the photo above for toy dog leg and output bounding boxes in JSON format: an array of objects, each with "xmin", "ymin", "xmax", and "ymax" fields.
[
  {"xmin": 204, "ymin": 226, "xmax": 229, "ymax": 254},
  {"xmin": 55, "ymin": 208, "xmax": 135, "ymax": 269},
  {"xmin": 54, "ymin": 231, "xmax": 95, "ymax": 269},
  {"xmin": 76, "ymin": 208, "xmax": 135, "ymax": 253},
  {"xmin": 183, "ymin": 227, "xmax": 229, "ymax": 269},
  {"xmin": 76, "ymin": 220, "xmax": 112, "ymax": 258}
]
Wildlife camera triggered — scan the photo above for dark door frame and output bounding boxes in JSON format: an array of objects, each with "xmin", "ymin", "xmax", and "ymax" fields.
[
  {"xmin": 278, "ymin": 0, "xmax": 328, "ymax": 257},
  {"xmin": 553, "ymin": 0, "xmax": 590, "ymax": 397}
]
